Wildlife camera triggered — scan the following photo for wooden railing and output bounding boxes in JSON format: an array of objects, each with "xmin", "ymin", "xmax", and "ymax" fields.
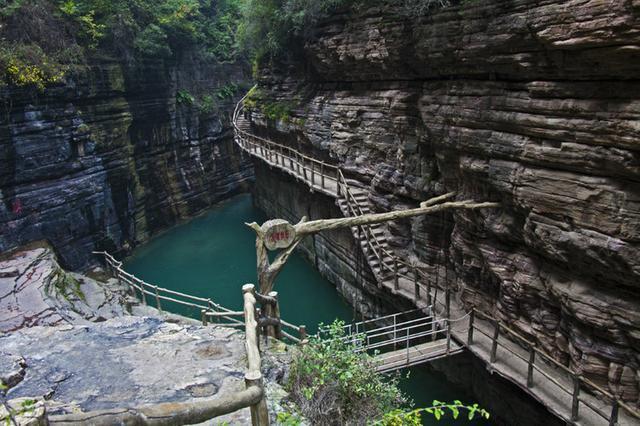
[
  {"xmin": 234, "ymin": 96, "xmax": 451, "ymax": 321},
  {"xmin": 233, "ymin": 94, "xmax": 340, "ymax": 196},
  {"xmin": 233, "ymin": 93, "xmax": 640, "ymax": 425},
  {"xmin": 336, "ymin": 170, "xmax": 450, "ymax": 316},
  {"xmin": 467, "ymin": 309, "xmax": 640, "ymax": 425},
  {"xmin": 51, "ymin": 261, "xmax": 271, "ymax": 424},
  {"xmin": 95, "ymin": 251, "xmax": 307, "ymax": 344}
]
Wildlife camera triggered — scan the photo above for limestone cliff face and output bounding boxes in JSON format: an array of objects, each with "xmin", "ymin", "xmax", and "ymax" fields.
[
  {"xmin": 252, "ymin": 1, "xmax": 640, "ymax": 404},
  {"xmin": 0, "ymin": 56, "xmax": 253, "ymax": 269}
]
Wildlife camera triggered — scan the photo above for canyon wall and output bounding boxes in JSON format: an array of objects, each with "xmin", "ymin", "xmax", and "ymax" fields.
[
  {"xmin": 0, "ymin": 56, "xmax": 253, "ymax": 269},
  {"xmin": 252, "ymin": 0, "xmax": 640, "ymax": 405}
]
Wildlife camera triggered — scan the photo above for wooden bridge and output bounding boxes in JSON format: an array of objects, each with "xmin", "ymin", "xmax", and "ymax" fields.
[{"xmin": 233, "ymin": 96, "xmax": 640, "ymax": 426}]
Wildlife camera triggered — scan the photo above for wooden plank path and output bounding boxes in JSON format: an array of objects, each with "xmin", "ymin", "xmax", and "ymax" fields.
[
  {"xmin": 233, "ymin": 97, "xmax": 640, "ymax": 426},
  {"xmin": 375, "ymin": 340, "xmax": 464, "ymax": 373}
]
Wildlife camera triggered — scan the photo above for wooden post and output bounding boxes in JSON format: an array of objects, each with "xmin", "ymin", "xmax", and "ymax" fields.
[
  {"xmin": 490, "ymin": 320, "xmax": 500, "ymax": 363},
  {"xmin": 140, "ymin": 280, "xmax": 147, "ymax": 306},
  {"xmin": 268, "ymin": 291, "xmax": 282, "ymax": 340},
  {"xmin": 609, "ymin": 400, "xmax": 619, "ymax": 426},
  {"xmin": 245, "ymin": 372, "xmax": 269, "ymax": 426},
  {"xmin": 525, "ymin": 345, "xmax": 536, "ymax": 387},
  {"xmin": 303, "ymin": 161, "xmax": 308, "ymax": 181},
  {"xmin": 426, "ymin": 279, "xmax": 432, "ymax": 306},
  {"xmin": 445, "ymin": 289, "xmax": 451, "ymax": 319},
  {"xmin": 467, "ymin": 309, "xmax": 475, "ymax": 346},
  {"xmin": 446, "ymin": 320, "xmax": 451, "ymax": 355},
  {"xmin": 393, "ymin": 260, "xmax": 399, "ymax": 293},
  {"xmin": 321, "ymin": 163, "xmax": 325, "ymax": 189},
  {"xmin": 311, "ymin": 161, "xmax": 315, "ymax": 187},
  {"xmin": 413, "ymin": 267, "xmax": 419, "ymax": 303},
  {"xmin": 296, "ymin": 154, "xmax": 301, "ymax": 175},
  {"xmin": 201, "ymin": 309, "xmax": 208, "ymax": 326},
  {"xmin": 571, "ymin": 375, "xmax": 580, "ymax": 422},
  {"xmin": 154, "ymin": 285, "xmax": 162, "ymax": 312},
  {"xmin": 299, "ymin": 325, "xmax": 307, "ymax": 344}
]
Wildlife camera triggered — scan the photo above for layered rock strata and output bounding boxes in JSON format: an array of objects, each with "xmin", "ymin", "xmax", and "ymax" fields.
[
  {"xmin": 251, "ymin": 0, "xmax": 640, "ymax": 405},
  {"xmin": 0, "ymin": 57, "xmax": 253, "ymax": 270}
]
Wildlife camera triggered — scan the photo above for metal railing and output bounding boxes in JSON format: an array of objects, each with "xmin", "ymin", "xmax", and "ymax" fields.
[
  {"xmin": 320, "ymin": 307, "xmax": 464, "ymax": 372},
  {"xmin": 467, "ymin": 309, "xmax": 640, "ymax": 425}
]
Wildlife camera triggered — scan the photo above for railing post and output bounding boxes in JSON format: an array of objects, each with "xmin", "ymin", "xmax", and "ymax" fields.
[
  {"xmin": 302, "ymin": 160, "xmax": 308, "ymax": 181},
  {"xmin": 413, "ymin": 266, "xmax": 419, "ymax": 303},
  {"xmin": 268, "ymin": 291, "xmax": 282, "ymax": 340},
  {"xmin": 154, "ymin": 285, "xmax": 162, "ymax": 312},
  {"xmin": 321, "ymin": 162, "xmax": 325, "ymax": 189},
  {"xmin": 527, "ymin": 345, "xmax": 535, "ymax": 388},
  {"xmin": 609, "ymin": 400, "xmax": 619, "ymax": 426},
  {"xmin": 299, "ymin": 325, "xmax": 307, "ymax": 345},
  {"xmin": 311, "ymin": 161, "xmax": 315, "ymax": 187},
  {"xmin": 393, "ymin": 315, "xmax": 398, "ymax": 350},
  {"xmin": 446, "ymin": 319, "xmax": 451, "ymax": 355},
  {"xmin": 445, "ymin": 289, "xmax": 451, "ymax": 319},
  {"xmin": 139, "ymin": 280, "xmax": 147, "ymax": 306},
  {"xmin": 571, "ymin": 374, "xmax": 580, "ymax": 422},
  {"xmin": 245, "ymin": 371, "xmax": 270, "ymax": 426},
  {"xmin": 467, "ymin": 309, "xmax": 475, "ymax": 346},
  {"xmin": 201, "ymin": 309, "xmax": 208, "ymax": 326},
  {"xmin": 490, "ymin": 320, "xmax": 499, "ymax": 363},
  {"xmin": 406, "ymin": 328, "xmax": 410, "ymax": 364},
  {"xmin": 393, "ymin": 260, "xmax": 399, "ymax": 293},
  {"xmin": 296, "ymin": 153, "xmax": 301, "ymax": 175},
  {"xmin": 426, "ymin": 279, "xmax": 432, "ymax": 306}
]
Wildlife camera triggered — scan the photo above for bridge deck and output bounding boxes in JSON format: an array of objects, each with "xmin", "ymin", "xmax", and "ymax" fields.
[{"xmin": 375, "ymin": 340, "xmax": 464, "ymax": 373}]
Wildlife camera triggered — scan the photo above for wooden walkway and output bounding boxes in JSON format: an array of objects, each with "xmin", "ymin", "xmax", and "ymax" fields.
[{"xmin": 233, "ymin": 96, "xmax": 640, "ymax": 426}]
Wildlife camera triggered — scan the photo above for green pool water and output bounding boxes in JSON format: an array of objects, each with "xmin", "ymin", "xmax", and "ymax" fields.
[{"xmin": 125, "ymin": 193, "xmax": 491, "ymax": 425}]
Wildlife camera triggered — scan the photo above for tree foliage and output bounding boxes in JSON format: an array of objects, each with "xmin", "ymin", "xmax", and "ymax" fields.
[{"xmin": 0, "ymin": 0, "xmax": 244, "ymax": 90}]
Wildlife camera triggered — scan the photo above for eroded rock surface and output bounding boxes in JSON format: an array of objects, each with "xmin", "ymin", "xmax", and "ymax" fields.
[
  {"xmin": 251, "ymin": 0, "xmax": 640, "ymax": 405},
  {"xmin": 1, "ymin": 316, "xmax": 288, "ymax": 422},
  {"xmin": 0, "ymin": 244, "xmax": 128, "ymax": 333},
  {"xmin": 0, "ymin": 58, "xmax": 253, "ymax": 270}
]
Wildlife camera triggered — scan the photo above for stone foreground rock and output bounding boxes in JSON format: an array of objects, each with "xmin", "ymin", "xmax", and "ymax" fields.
[
  {"xmin": 0, "ymin": 243, "xmax": 127, "ymax": 333},
  {"xmin": 0, "ymin": 245, "xmax": 290, "ymax": 424}
]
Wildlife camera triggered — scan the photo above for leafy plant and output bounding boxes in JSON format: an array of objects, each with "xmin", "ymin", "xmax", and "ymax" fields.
[
  {"xmin": 286, "ymin": 320, "xmax": 408, "ymax": 425},
  {"xmin": 176, "ymin": 89, "xmax": 195, "ymax": 105},
  {"xmin": 377, "ymin": 401, "xmax": 490, "ymax": 425}
]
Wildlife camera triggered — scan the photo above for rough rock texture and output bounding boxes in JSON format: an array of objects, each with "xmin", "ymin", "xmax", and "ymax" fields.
[
  {"xmin": 252, "ymin": 161, "xmax": 414, "ymax": 320},
  {"xmin": 0, "ymin": 56, "xmax": 254, "ymax": 270},
  {"xmin": 252, "ymin": 0, "xmax": 640, "ymax": 405},
  {"xmin": 0, "ymin": 316, "xmax": 289, "ymax": 423},
  {"xmin": 0, "ymin": 243, "xmax": 128, "ymax": 333}
]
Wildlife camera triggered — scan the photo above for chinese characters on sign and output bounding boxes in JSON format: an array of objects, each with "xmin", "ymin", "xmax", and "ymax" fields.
[{"xmin": 262, "ymin": 219, "xmax": 296, "ymax": 251}]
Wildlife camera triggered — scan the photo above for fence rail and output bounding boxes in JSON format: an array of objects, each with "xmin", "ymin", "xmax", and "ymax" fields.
[
  {"xmin": 467, "ymin": 309, "xmax": 640, "ymax": 425},
  {"xmin": 94, "ymin": 251, "xmax": 307, "ymax": 344}
]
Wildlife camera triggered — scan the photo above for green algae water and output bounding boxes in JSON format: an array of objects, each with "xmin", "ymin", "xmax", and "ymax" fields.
[{"xmin": 125, "ymin": 194, "xmax": 491, "ymax": 425}]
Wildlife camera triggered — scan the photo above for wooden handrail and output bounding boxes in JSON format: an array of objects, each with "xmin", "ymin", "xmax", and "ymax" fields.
[{"xmin": 468, "ymin": 308, "xmax": 640, "ymax": 422}]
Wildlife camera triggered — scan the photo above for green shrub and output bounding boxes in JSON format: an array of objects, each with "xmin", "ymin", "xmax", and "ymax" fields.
[
  {"xmin": 286, "ymin": 320, "xmax": 408, "ymax": 425},
  {"xmin": 176, "ymin": 89, "xmax": 195, "ymax": 105}
]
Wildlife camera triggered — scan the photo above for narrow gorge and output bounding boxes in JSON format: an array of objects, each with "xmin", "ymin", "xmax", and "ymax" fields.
[{"xmin": 1, "ymin": 0, "xmax": 639, "ymax": 425}]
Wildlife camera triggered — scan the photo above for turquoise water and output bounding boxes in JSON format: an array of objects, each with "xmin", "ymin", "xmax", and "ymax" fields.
[{"xmin": 125, "ymin": 194, "xmax": 491, "ymax": 425}]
